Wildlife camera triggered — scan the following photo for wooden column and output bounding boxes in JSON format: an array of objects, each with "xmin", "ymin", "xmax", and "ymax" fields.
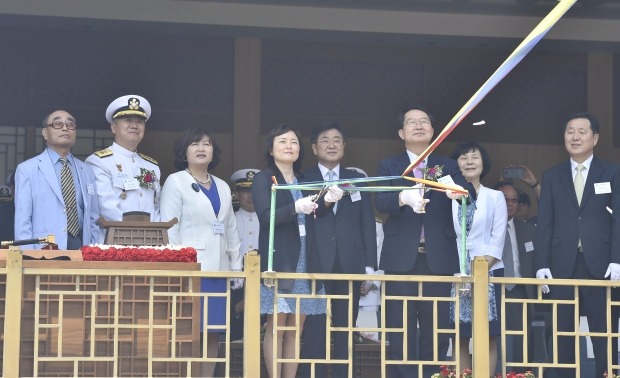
[
  {"xmin": 587, "ymin": 52, "xmax": 613, "ymax": 160},
  {"xmin": 233, "ymin": 38, "xmax": 262, "ymax": 171}
]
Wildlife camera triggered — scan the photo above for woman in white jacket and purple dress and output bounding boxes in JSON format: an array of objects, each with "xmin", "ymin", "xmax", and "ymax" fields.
[{"xmin": 160, "ymin": 126, "xmax": 241, "ymax": 377}]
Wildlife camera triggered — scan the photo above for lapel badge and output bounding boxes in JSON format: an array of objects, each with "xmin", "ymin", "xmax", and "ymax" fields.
[{"xmin": 116, "ymin": 163, "xmax": 123, "ymax": 172}]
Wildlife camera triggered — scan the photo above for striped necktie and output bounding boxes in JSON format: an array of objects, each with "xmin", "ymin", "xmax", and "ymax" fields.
[{"xmin": 60, "ymin": 157, "xmax": 80, "ymax": 237}]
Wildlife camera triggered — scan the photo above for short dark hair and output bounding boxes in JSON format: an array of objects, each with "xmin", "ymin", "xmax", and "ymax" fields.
[
  {"xmin": 518, "ymin": 191, "xmax": 531, "ymax": 206},
  {"xmin": 494, "ymin": 181, "xmax": 518, "ymax": 193},
  {"xmin": 566, "ymin": 112, "xmax": 600, "ymax": 135},
  {"xmin": 173, "ymin": 126, "xmax": 221, "ymax": 171},
  {"xmin": 310, "ymin": 122, "xmax": 346, "ymax": 144},
  {"xmin": 264, "ymin": 124, "xmax": 305, "ymax": 176},
  {"xmin": 397, "ymin": 106, "xmax": 435, "ymax": 130},
  {"xmin": 450, "ymin": 141, "xmax": 492, "ymax": 179}
]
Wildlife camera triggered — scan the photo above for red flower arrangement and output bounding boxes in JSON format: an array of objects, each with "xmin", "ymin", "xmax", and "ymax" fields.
[
  {"xmin": 431, "ymin": 365, "xmax": 472, "ymax": 378},
  {"xmin": 81, "ymin": 245, "xmax": 197, "ymax": 263},
  {"xmin": 135, "ymin": 168, "xmax": 159, "ymax": 189},
  {"xmin": 339, "ymin": 183, "xmax": 359, "ymax": 196},
  {"xmin": 431, "ymin": 366, "xmax": 536, "ymax": 378}
]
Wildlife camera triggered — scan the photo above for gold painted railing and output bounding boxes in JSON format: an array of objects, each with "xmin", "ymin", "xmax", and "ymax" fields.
[{"xmin": 1, "ymin": 249, "xmax": 619, "ymax": 377}]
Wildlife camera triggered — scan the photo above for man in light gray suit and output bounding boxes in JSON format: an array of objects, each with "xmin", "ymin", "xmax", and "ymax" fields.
[{"xmin": 14, "ymin": 110, "xmax": 100, "ymax": 249}]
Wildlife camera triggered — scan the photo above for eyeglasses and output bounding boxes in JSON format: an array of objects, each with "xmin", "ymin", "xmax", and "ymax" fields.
[
  {"xmin": 47, "ymin": 120, "xmax": 77, "ymax": 130},
  {"xmin": 317, "ymin": 138, "xmax": 343, "ymax": 146},
  {"xmin": 403, "ymin": 118, "xmax": 430, "ymax": 127}
]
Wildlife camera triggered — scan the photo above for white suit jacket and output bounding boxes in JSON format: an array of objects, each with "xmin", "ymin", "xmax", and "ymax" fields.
[
  {"xmin": 160, "ymin": 171, "xmax": 241, "ymax": 271},
  {"xmin": 452, "ymin": 185, "xmax": 507, "ymax": 271},
  {"xmin": 14, "ymin": 149, "xmax": 101, "ymax": 249}
]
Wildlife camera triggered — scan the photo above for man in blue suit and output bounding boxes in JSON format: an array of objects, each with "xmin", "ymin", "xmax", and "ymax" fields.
[
  {"xmin": 375, "ymin": 106, "xmax": 471, "ymax": 378},
  {"xmin": 300, "ymin": 122, "xmax": 377, "ymax": 377},
  {"xmin": 535, "ymin": 112, "xmax": 620, "ymax": 378},
  {"xmin": 14, "ymin": 110, "xmax": 101, "ymax": 250}
]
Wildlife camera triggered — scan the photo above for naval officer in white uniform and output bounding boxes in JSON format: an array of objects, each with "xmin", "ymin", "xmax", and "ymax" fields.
[
  {"xmin": 86, "ymin": 95, "xmax": 161, "ymax": 228},
  {"xmin": 229, "ymin": 168, "xmax": 260, "ymax": 341},
  {"xmin": 232, "ymin": 168, "xmax": 260, "ymax": 256}
]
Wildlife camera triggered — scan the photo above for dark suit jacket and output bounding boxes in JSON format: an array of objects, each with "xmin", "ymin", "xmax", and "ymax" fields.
[
  {"xmin": 513, "ymin": 219, "xmax": 536, "ymax": 299},
  {"xmin": 375, "ymin": 152, "xmax": 469, "ymax": 275},
  {"xmin": 303, "ymin": 166, "xmax": 377, "ymax": 274},
  {"xmin": 535, "ymin": 156, "xmax": 620, "ymax": 279},
  {"xmin": 252, "ymin": 168, "xmax": 302, "ymax": 275}
]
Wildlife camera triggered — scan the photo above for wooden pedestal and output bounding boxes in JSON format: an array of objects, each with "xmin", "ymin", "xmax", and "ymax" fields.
[{"xmin": 0, "ymin": 258, "xmax": 200, "ymax": 377}]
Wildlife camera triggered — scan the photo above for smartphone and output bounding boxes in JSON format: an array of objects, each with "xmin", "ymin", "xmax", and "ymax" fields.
[{"xmin": 503, "ymin": 167, "xmax": 525, "ymax": 179}]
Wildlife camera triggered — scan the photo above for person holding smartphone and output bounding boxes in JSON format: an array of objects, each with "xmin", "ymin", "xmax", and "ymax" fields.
[{"xmin": 502, "ymin": 165, "xmax": 541, "ymax": 201}]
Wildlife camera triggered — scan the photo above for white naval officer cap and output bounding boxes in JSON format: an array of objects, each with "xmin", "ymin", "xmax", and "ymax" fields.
[
  {"xmin": 231, "ymin": 168, "xmax": 259, "ymax": 191},
  {"xmin": 346, "ymin": 166, "xmax": 368, "ymax": 178},
  {"xmin": 106, "ymin": 95, "xmax": 151, "ymax": 124}
]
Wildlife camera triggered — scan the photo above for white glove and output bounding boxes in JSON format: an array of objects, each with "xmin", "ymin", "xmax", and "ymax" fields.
[
  {"xmin": 324, "ymin": 185, "xmax": 344, "ymax": 203},
  {"xmin": 232, "ymin": 278, "xmax": 244, "ymax": 290},
  {"xmin": 361, "ymin": 266, "xmax": 381, "ymax": 295},
  {"xmin": 605, "ymin": 263, "xmax": 620, "ymax": 281},
  {"xmin": 400, "ymin": 185, "xmax": 429, "ymax": 213},
  {"xmin": 536, "ymin": 268, "xmax": 553, "ymax": 294},
  {"xmin": 446, "ymin": 187, "xmax": 466, "ymax": 200},
  {"xmin": 295, "ymin": 195, "xmax": 318, "ymax": 214}
]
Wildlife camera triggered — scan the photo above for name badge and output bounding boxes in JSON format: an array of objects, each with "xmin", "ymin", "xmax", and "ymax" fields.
[
  {"xmin": 123, "ymin": 178, "xmax": 140, "ymax": 191},
  {"xmin": 350, "ymin": 191, "xmax": 361, "ymax": 202},
  {"xmin": 437, "ymin": 175, "xmax": 455, "ymax": 186},
  {"xmin": 87, "ymin": 184, "xmax": 95, "ymax": 195},
  {"xmin": 298, "ymin": 224, "xmax": 306, "ymax": 237},
  {"xmin": 213, "ymin": 222, "xmax": 225, "ymax": 234},
  {"xmin": 525, "ymin": 241, "xmax": 534, "ymax": 252},
  {"xmin": 594, "ymin": 182, "xmax": 611, "ymax": 194}
]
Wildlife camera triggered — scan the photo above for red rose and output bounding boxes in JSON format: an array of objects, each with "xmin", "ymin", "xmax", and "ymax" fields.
[{"xmin": 144, "ymin": 173, "xmax": 153, "ymax": 183}]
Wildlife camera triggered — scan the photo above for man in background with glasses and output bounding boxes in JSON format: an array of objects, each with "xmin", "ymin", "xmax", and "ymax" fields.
[{"xmin": 14, "ymin": 110, "xmax": 101, "ymax": 249}]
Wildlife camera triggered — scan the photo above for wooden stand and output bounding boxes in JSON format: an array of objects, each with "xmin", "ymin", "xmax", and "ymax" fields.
[
  {"xmin": 0, "ymin": 256, "xmax": 200, "ymax": 377},
  {"xmin": 97, "ymin": 212, "xmax": 178, "ymax": 246}
]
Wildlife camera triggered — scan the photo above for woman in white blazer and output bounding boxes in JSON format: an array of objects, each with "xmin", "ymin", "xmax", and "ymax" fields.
[
  {"xmin": 160, "ymin": 126, "xmax": 241, "ymax": 377},
  {"xmin": 450, "ymin": 141, "xmax": 507, "ymax": 373}
]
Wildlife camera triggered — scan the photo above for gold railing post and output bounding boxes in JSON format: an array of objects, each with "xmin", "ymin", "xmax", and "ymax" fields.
[
  {"xmin": 472, "ymin": 256, "xmax": 490, "ymax": 377},
  {"xmin": 244, "ymin": 251, "xmax": 261, "ymax": 375},
  {"xmin": 3, "ymin": 246, "xmax": 24, "ymax": 378}
]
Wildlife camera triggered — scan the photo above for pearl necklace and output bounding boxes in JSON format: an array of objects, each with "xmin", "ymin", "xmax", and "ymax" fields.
[{"xmin": 186, "ymin": 169, "xmax": 211, "ymax": 185}]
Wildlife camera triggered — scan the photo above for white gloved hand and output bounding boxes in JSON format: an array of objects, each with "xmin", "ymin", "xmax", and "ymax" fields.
[
  {"xmin": 536, "ymin": 268, "xmax": 553, "ymax": 294},
  {"xmin": 231, "ymin": 278, "xmax": 244, "ymax": 290},
  {"xmin": 400, "ymin": 185, "xmax": 429, "ymax": 213},
  {"xmin": 295, "ymin": 195, "xmax": 318, "ymax": 214},
  {"xmin": 604, "ymin": 263, "xmax": 620, "ymax": 281},
  {"xmin": 446, "ymin": 186, "xmax": 466, "ymax": 200},
  {"xmin": 324, "ymin": 185, "xmax": 344, "ymax": 203}
]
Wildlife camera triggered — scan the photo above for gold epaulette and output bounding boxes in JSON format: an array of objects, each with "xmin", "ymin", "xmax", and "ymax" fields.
[
  {"xmin": 94, "ymin": 148, "xmax": 113, "ymax": 158},
  {"xmin": 139, "ymin": 153, "xmax": 158, "ymax": 165}
]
